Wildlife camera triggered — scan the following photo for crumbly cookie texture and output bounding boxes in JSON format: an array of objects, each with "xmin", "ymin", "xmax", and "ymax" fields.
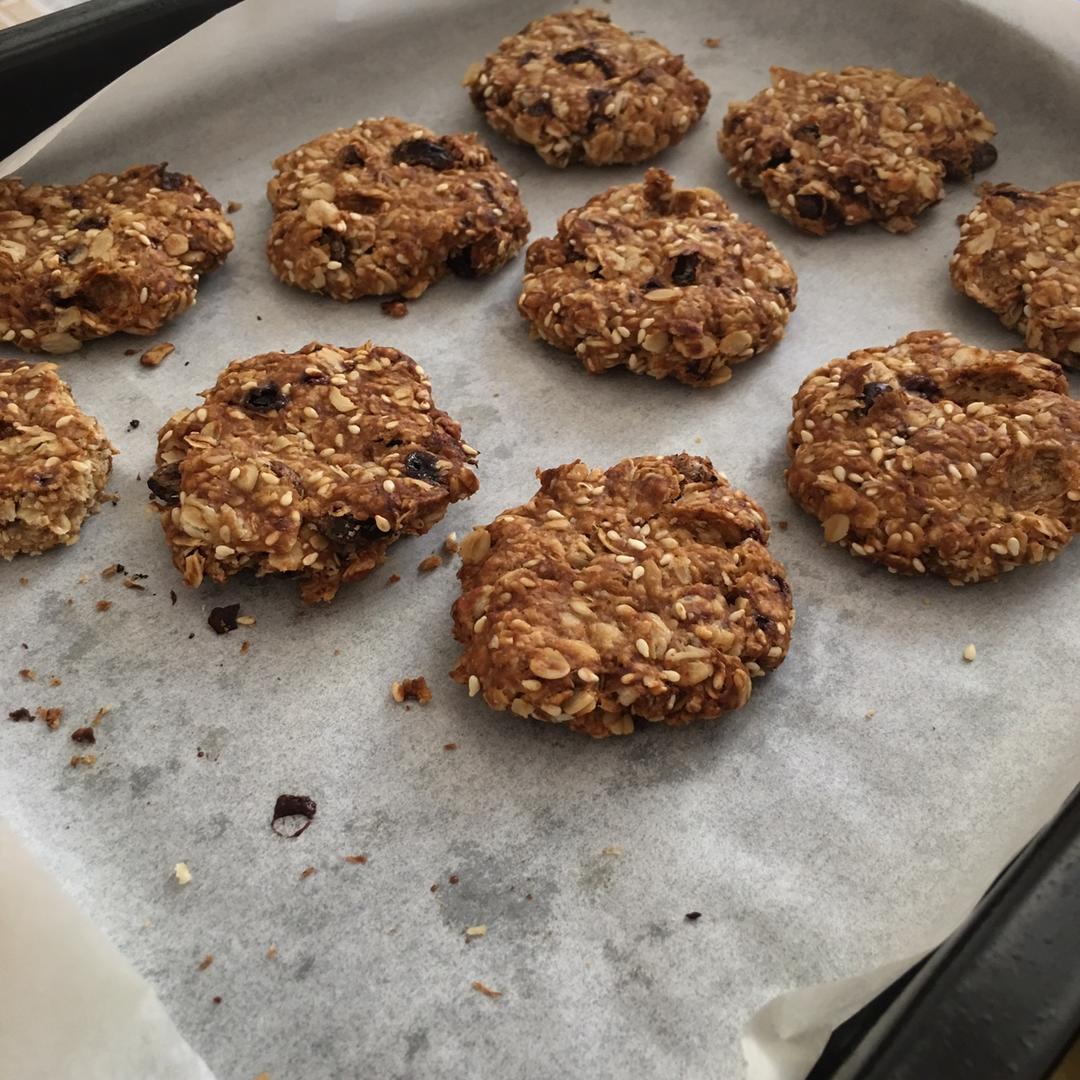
[
  {"xmin": 787, "ymin": 331, "xmax": 1080, "ymax": 583},
  {"xmin": 150, "ymin": 341, "xmax": 479, "ymax": 603},
  {"xmin": 451, "ymin": 454, "xmax": 793, "ymax": 738},
  {"xmin": 518, "ymin": 168, "xmax": 796, "ymax": 386},
  {"xmin": 0, "ymin": 164, "xmax": 234, "ymax": 354},
  {"xmin": 720, "ymin": 66, "xmax": 996, "ymax": 235},
  {"xmin": 463, "ymin": 9, "xmax": 710, "ymax": 168},
  {"xmin": 266, "ymin": 117, "xmax": 529, "ymax": 301},
  {"xmin": 951, "ymin": 182, "xmax": 1080, "ymax": 370},
  {"xmin": 0, "ymin": 360, "xmax": 114, "ymax": 558}
]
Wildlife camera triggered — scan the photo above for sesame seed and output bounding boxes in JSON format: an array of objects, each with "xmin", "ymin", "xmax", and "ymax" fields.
[
  {"xmin": 962, "ymin": 643, "xmax": 977, "ymax": 662},
  {"xmin": 635, "ymin": 638, "xmax": 650, "ymax": 658},
  {"xmin": 375, "ymin": 515, "xmax": 391, "ymax": 532}
]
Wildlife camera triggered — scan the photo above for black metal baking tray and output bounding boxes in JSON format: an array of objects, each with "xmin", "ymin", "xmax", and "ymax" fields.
[{"xmin": 2, "ymin": 2, "xmax": 1078, "ymax": 1077}]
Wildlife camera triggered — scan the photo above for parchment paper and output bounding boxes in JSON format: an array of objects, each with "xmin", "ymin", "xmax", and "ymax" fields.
[{"xmin": 1, "ymin": 1, "xmax": 1078, "ymax": 1078}]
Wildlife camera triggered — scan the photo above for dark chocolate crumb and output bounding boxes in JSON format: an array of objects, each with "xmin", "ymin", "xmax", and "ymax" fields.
[
  {"xmin": 448, "ymin": 874, "xmax": 460, "ymax": 885},
  {"xmin": 272, "ymin": 794, "xmax": 317, "ymax": 838},
  {"xmin": 208, "ymin": 604, "xmax": 240, "ymax": 635},
  {"xmin": 7, "ymin": 708, "xmax": 32, "ymax": 722},
  {"xmin": 685, "ymin": 911, "xmax": 702, "ymax": 921},
  {"xmin": 403, "ymin": 450, "xmax": 443, "ymax": 485},
  {"xmin": 127, "ymin": 419, "xmax": 140, "ymax": 431},
  {"xmin": 170, "ymin": 590, "xmax": 178, "ymax": 606},
  {"xmin": 211, "ymin": 996, "xmax": 222, "ymax": 1005},
  {"xmin": 70, "ymin": 726, "xmax": 96, "ymax": 744}
]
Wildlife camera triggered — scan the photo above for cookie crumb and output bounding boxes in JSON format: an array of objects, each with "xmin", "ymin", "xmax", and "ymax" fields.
[
  {"xmin": 777, "ymin": 520, "xmax": 789, "ymax": 531},
  {"xmin": 96, "ymin": 600, "xmax": 112, "ymax": 612},
  {"xmin": 465, "ymin": 925, "xmax": 487, "ymax": 938},
  {"xmin": 703, "ymin": 37, "xmax": 721, "ymax": 47},
  {"xmin": 963, "ymin": 643, "xmax": 977, "ymax": 663},
  {"xmin": 139, "ymin": 343, "xmax": 175, "ymax": 368},
  {"xmin": 8, "ymin": 708, "xmax": 32, "ymax": 722},
  {"xmin": 101, "ymin": 562, "xmax": 125, "ymax": 578},
  {"xmin": 69, "ymin": 752, "xmax": 97, "ymax": 767},
  {"xmin": 443, "ymin": 742, "xmax": 457, "ymax": 752},
  {"xmin": 266, "ymin": 945, "xmax": 278, "ymax": 960},
  {"xmin": 418, "ymin": 553, "xmax": 442, "ymax": 573},
  {"xmin": 198, "ymin": 954, "xmax": 214, "ymax": 971},
  {"xmin": 271, "ymin": 794, "xmax": 317, "ymax": 838},
  {"xmin": 212, "ymin": 996, "xmax": 222, "ymax": 1005},
  {"xmin": 37, "ymin": 706, "xmax": 62, "ymax": 729},
  {"xmin": 240, "ymin": 640, "xmax": 250, "ymax": 655},
  {"xmin": 299, "ymin": 866, "xmax": 317, "ymax": 880},
  {"xmin": 386, "ymin": 574, "xmax": 401, "ymax": 586},
  {"xmin": 471, "ymin": 980, "xmax": 502, "ymax": 999},
  {"xmin": 49, "ymin": 676, "xmax": 62, "ymax": 687},
  {"xmin": 226, "ymin": 201, "xmax": 243, "ymax": 214},
  {"xmin": 18, "ymin": 668, "xmax": 35, "ymax": 681},
  {"xmin": 442, "ymin": 532, "xmax": 459, "ymax": 555},
  {"xmin": 70, "ymin": 726, "xmax": 96, "ymax": 744},
  {"xmin": 391, "ymin": 676, "xmax": 432, "ymax": 704},
  {"xmin": 865, "ymin": 708, "xmax": 876, "ymax": 719},
  {"xmin": 380, "ymin": 298, "xmax": 408, "ymax": 318},
  {"xmin": 343, "ymin": 854, "xmax": 368, "ymax": 865},
  {"xmin": 122, "ymin": 577, "xmax": 146, "ymax": 591},
  {"xmin": 449, "ymin": 874, "xmax": 460, "ymax": 885},
  {"xmin": 174, "ymin": 862, "xmax": 192, "ymax": 885},
  {"xmin": 91, "ymin": 706, "xmax": 110, "ymax": 726},
  {"xmin": 601, "ymin": 846, "xmax": 623, "ymax": 857},
  {"xmin": 127, "ymin": 419, "xmax": 140, "ymax": 431}
]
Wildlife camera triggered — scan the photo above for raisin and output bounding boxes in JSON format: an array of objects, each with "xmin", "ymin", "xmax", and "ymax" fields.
[
  {"xmin": 208, "ymin": 604, "xmax": 240, "ymax": 635},
  {"xmin": 242, "ymin": 383, "xmax": 287, "ymax": 412},
  {"xmin": 391, "ymin": 138, "xmax": 460, "ymax": 171},
  {"xmin": 970, "ymin": 142, "xmax": 998, "ymax": 173},
  {"xmin": 0, "ymin": 419, "xmax": 16, "ymax": 438},
  {"xmin": 518, "ymin": 51, "xmax": 537, "ymax": 66},
  {"xmin": 754, "ymin": 613, "xmax": 772, "ymax": 631},
  {"xmin": 821, "ymin": 93, "xmax": 839, "ymax": 104},
  {"xmin": 900, "ymin": 374, "xmax": 942, "ymax": 401},
  {"xmin": 861, "ymin": 381, "xmax": 893, "ymax": 409},
  {"xmin": 774, "ymin": 285, "xmax": 793, "ymax": 305},
  {"xmin": 585, "ymin": 87, "xmax": 613, "ymax": 132},
  {"xmin": 447, "ymin": 246, "xmax": 476, "ymax": 278},
  {"xmin": 525, "ymin": 99, "xmax": 553, "ymax": 116},
  {"xmin": 302, "ymin": 371, "xmax": 329, "ymax": 385},
  {"xmin": 338, "ymin": 143, "xmax": 365, "ymax": 167},
  {"xmin": 158, "ymin": 168, "xmax": 185, "ymax": 190},
  {"xmin": 403, "ymin": 450, "xmax": 443, "ymax": 485},
  {"xmin": 319, "ymin": 514, "xmax": 385, "ymax": 547},
  {"xmin": 269, "ymin": 460, "xmax": 305, "ymax": 497},
  {"xmin": 792, "ymin": 123, "xmax": 821, "ymax": 142},
  {"xmin": 321, "ymin": 229, "xmax": 347, "ymax": 263},
  {"xmin": 769, "ymin": 573, "xmax": 791, "ymax": 599},
  {"xmin": 147, "ymin": 463, "xmax": 181, "ymax": 505},
  {"xmin": 33, "ymin": 473, "xmax": 54, "ymax": 488},
  {"xmin": 765, "ymin": 145, "xmax": 793, "ymax": 169},
  {"xmin": 8, "ymin": 708, "xmax": 32, "ymax": 722},
  {"xmin": 76, "ymin": 215, "xmax": 109, "ymax": 231},
  {"xmin": 794, "ymin": 193, "xmax": 826, "ymax": 220},
  {"xmin": 553, "ymin": 46, "xmax": 615, "ymax": 79},
  {"xmin": 642, "ymin": 277, "xmax": 662, "ymax": 292},
  {"xmin": 71, "ymin": 726, "xmax": 96, "ymax": 744},
  {"xmin": 672, "ymin": 252, "xmax": 700, "ymax": 287}
]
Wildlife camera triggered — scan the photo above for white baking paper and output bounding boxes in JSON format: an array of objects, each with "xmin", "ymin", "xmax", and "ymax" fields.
[{"xmin": 1, "ymin": 1, "xmax": 1078, "ymax": 1078}]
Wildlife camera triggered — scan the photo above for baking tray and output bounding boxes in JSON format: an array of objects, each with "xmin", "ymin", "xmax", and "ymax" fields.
[{"xmin": 2, "ymin": 2, "xmax": 1080, "ymax": 1080}]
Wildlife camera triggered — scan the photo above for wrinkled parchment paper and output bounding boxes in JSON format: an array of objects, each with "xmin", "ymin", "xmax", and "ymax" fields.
[{"xmin": 1, "ymin": 1, "xmax": 1078, "ymax": 1078}]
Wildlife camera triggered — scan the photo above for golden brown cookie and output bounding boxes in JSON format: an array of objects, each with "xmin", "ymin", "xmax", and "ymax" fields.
[
  {"xmin": 518, "ymin": 168, "xmax": 796, "ymax": 386},
  {"xmin": 464, "ymin": 9, "xmax": 710, "ymax": 168},
  {"xmin": 720, "ymin": 67, "xmax": 996, "ymax": 235},
  {"xmin": 787, "ymin": 331, "xmax": 1080, "ymax": 583},
  {"xmin": 149, "ymin": 341, "xmax": 479, "ymax": 603},
  {"xmin": 451, "ymin": 454, "xmax": 793, "ymax": 737},
  {"xmin": 266, "ymin": 117, "xmax": 529, "ymax": 301},
  {"xmin": 0, "ymin": 359, "xmax": 114, "ymax": 558},
  {"xmin": 951, "ymin": 181, "xmax": 1080, "ymax": 369},
  {"xmin": 0, "ymin": 164, "xmax": 234, "ymax": 354}
]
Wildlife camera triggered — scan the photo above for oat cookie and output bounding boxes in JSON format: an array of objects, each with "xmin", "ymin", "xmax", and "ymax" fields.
[
  {"xmin": 951, "ymin": 182, "xmax": 1080, "ymax": 369},
  {"xmin": 451, "ymin": 454, "xmax": 793, "ymax": 738},
  {"xmin": 149, "ymin": 341, "xmax": 479, "ymax": 603},
  {"xmin": 787, "ymin": 331, "xmax": 1080, "ymax": 583},
  {"xmin": 518, "ymin": 168, "xmax": 796, "ymax": 386},
  {"xmin": 463, "ymin": 9, "xmax": 710, "ymax": 168},
  {"xmin": 266, "ymin": 117, "xmax": 529, "ymax": 301},
  {"xmin": 0, "ymin": 360, "xmax": 115, "ymax": 558},
  {"xmin": 0, "ymin": 164, "xmax": 234, "ymax": 354},
  {"xmin": 720, "ymin": 67, "xmax": 996, "ymax": 235}
]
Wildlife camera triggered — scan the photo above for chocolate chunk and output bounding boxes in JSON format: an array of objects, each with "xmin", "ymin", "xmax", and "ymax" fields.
[
  {"xmin": 7, "ymin": 708, "xmax": 32, "ymax": 722},
  {"xmin": 554, "ymin": 45, "xmax": 615, "ymax": 79},
  {"xmin": 272, "ymin": 793, "xmax": 317, "ymax": 838},
  {"xmin": 794, "ymin": 193, "xmax": 826, "ymax": 220},
  {"xmin": 447, "ymin": 246, "xmax": 476, "ymax": 278},
  {"xmin": 242, "ymin": 382, "xmax": 287, "ymax": 413},
  {"xmin": 158, "ymin": 168, "xmax": 185, "ymax": 191},
  {"xmin": 320, "ymin": 514, "xmax": 385, "ymax": 547},
  {"xmin": 147, "ymin": 463, "xmax": 181, "ymax": 506},
  {"xmin": 900, "ymin": 374, "xmax": 942, "ymax": 401},
  {"xmin": 71, "ymin": 726, "xmax": 96, "ymax": 744},
  {"xmin": 338, "ymin": 143, "xmax": 366, "ymax": 167},
  {"xmin": 391, "ymin": 138, "xmax": 460, "ymax": 171},
  {"xmin": 403, "ymin": 450, "xmax": 444, "ymax": 485},
  {"xmin": 525, "ymin": 99, "xmax": 553, "ymax": 116},
  {"xmin": 970, "ymin": 142, "xmax": 998, "ymax": 172},
  {"xmin": 208, "ymin": 604, "xmax": 240, "ymax": 635},
  {"xmin": 861, "ymin": 381, "xmax": 893, "ymax": 409},
  {"xmin": 76, "ymin": 215, "xmax": 109, "ymax": 231},
  {"xmin": 672, "ymin": 252, "xmax": 700, "ymax": 287},
  {"xmin": 685, "ymin": 911, "xmax": 702, "ymax": 921}
]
